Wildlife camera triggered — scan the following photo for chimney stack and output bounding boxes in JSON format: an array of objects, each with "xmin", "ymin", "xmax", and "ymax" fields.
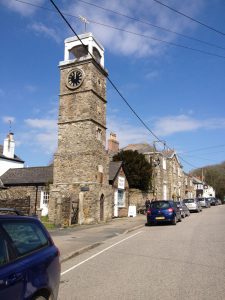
[
  {"xmin": 3, "ymin": 132, "xmax": 15, "ymax": 159},
  {"xmin": 108, "ymin": 132, "xmax": 119, "ymax": 156}
]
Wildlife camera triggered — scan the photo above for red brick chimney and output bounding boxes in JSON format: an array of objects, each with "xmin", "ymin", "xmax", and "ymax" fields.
[{"xmin": 108, "ymin": 132, "xmax": 119, "ymax": 155}]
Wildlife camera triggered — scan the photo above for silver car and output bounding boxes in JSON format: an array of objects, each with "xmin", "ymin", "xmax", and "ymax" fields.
[
  {"xmin": 198, "ymin": 197, "xmax": 210, "ymax": 208},
  {"xmin": 183, "ymin": 198, "xmax": 202, "ymax": 212}
]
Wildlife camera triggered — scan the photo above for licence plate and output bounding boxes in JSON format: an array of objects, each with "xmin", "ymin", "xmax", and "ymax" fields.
[{"xmin": 156, "ymin": 216, "xmax": 165, "ymax": 220}]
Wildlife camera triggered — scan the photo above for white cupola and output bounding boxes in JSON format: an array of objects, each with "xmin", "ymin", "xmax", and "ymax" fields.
[
  {"xmin": 3, "ymin": 132, "xmax": 15, "ymax": 159},
  {"xmin": 60, "ymin": 32, "xmax": 104, "ymax": 67}
]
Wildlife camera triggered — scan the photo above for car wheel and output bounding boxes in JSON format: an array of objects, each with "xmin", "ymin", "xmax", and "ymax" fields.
[{"xmin": 172, "ymin": 216, "xmax": 177, "ymax": 225}]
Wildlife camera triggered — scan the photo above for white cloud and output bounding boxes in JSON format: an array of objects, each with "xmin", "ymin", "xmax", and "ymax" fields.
[
  {"xmin": 30, "ymin": 23, "xmax": 61, "ymax": 43},
  {"xmin": 2, "ymin": 116, "xmax": 15, "ymax": 124},
  {"xmin": 2, "ymin": 0, "xmax": 44, "ymax": 16},
  {"xmin": 25, "ymin": 85, "xmax": 37, "ymax": 93},
  {"xmin": 67, "ymin": 0, "xmax": 204, "ymax": 57},
  {"xmin": 24, "ymin": 118, "xmax": 57, "ymax": 154},
  {"xmin": 145, "ymin": 70, "xmax": 159, "ymax": 80},
  {"xmin": 25, "ymin": 118, "xmax": 57, "ymax": 131},
  {"xmin": 153, "ymin": 115, "xmax": 225, "ymax": 136},
  {"xmin": 107, "ymin": 115, "xmax": 151, "ymax": 148}
]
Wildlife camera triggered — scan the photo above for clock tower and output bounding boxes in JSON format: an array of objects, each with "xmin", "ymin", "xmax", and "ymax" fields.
[{"xmin": 49, "ymin": 33, "xmax": 111, "ymax": 226}]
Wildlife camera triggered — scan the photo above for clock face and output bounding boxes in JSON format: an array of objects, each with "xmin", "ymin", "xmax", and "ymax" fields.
[{"xmin": 66, "ymin": 68, "xmax": 84, "ymax": 89}]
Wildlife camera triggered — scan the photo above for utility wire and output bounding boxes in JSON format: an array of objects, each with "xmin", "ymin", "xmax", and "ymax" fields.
[
  {"xmin": 14, "ymin": 0, "xmax": 225, "ymax": 60},
  {"xmin": 179, "ymin": 144, "xmax": 225, "ymax": 154},
  {"xmin": 152, "ymin": 0, "xmax": 225, "ymax": 37},
  {"xmin": 12, "ymin": 0, "xmax": 202, "ymax": 170},
  {"xmin": 49, "ymin": 0, "xmax": 163, "ymax": 143},
  {"xmin": 50, "ymin": 0, "xmax": 202, "ymax": 171},
  {"xmin": 75, "ymin": 0, "xmax": 225, "ymax": 51}
]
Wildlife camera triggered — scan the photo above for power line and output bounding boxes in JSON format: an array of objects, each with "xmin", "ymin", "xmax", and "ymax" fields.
[
  {"xmin": 75, "ymin": 0, "xmax": 225, "ymax": 51},
  {"xmin": 179, "ymin": 144, "xmax": 225, "ymax": 154},
  {"xmin": 10, "ymin": 0, "xmax": 204, "ymax": 170},
  {"xmin": 49, "ymin": 0, "xmax": 203, "ymax": 171},
  {"xmin": 49, "ymin": 0, "xmax": 163, "ymax": 141},
  {"xmin": 152, "ymin": 0, "xmax": 225, "ymax": 37},
  {"xmin": 14, "ymin": 0, "xmax": 225, "ymax": 60}
]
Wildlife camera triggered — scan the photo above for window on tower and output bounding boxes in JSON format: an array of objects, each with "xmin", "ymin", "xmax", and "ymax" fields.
[{"xmin": 96, "ymin": 128, "xmax": 102, "ymax": 141}]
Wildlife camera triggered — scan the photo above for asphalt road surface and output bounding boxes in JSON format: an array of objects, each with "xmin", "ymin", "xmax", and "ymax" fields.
[{"xmin": 59, "ymin": 205, "xmax": 225, "ymax": 300}]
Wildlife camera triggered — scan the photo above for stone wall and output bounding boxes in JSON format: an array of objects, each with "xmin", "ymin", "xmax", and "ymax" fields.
[
  {"xmin": 0, "ymin": 185, "xmax": 46, "ymax": 215},
  {"xmin": 129, "ymin": 188, "xmax": 153, "ymax": 210}
]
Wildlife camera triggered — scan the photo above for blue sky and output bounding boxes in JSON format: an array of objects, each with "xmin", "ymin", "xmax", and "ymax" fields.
[{"xmin": 1, "ymin": 0, "xmax": 225, "ymax": 172}]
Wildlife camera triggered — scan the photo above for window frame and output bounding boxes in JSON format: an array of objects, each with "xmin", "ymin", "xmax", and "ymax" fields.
[{"xmin": 0, "ymin": 219, "xmax": 50, "ymax": 259}]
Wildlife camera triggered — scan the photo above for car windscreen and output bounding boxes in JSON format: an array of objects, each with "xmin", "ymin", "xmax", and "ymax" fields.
[{"xmin": 150, "ymin": 202, "xmax": 170, "ymax": 209}]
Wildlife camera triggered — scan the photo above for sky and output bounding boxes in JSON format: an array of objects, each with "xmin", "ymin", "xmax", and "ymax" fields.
[{"xmin": 1, "ymin": 0, "xmax": 225, "ymax": 172}]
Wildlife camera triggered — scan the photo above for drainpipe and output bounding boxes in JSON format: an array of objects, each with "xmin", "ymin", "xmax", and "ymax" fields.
[{"xmin": 35, "ymin": 185, "xmax": 38, "ymax": 215}]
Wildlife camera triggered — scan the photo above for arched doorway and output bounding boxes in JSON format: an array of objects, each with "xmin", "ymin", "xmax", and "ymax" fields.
[{"xmin": 100, "ymin": 194, "xmax": 104, "ymax": 221}]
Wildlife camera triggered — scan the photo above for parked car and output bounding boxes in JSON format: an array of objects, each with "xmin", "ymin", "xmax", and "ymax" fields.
[
  {"xmin": 0, "ymin": 208, "xmax": 60, "ymax": 300},
  {"xmin": 146, "ymin": 200, "xmax": 182, "ymax": 226},
  {"xmin": 217, "ymin": 199, "xmax": 222, "ymax": 205},
  {"xmin": 198, "ymin": 197, "xmax": 210, "ymax": 208},
  {"xmin": 183, "ymin": 198, "xmax": 202, "ymax": 212},
  {"xmin": 176, "ymin": 201, "xmax": 190, "ymax": 217},
  {"xmin": 206, "ymin": 197, "xmax": 218, "ymax": 206}
]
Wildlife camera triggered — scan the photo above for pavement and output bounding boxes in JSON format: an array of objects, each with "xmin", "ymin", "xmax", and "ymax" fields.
[{"xmin": 50, "ymin": 214, "xmax": 146, "ymax": 263}]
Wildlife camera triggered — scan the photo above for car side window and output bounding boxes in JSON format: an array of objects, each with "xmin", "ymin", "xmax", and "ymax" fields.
[
  {"xmin": 2, "ymin": 221, "xmax": 49, "ymax": 257},
  {"xmin": 0, "ymin": 232, "xmax": 9, "ymax": 266}
]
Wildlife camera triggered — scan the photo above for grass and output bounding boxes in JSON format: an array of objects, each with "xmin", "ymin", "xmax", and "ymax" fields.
[{"xmin": 40, "ymin": 216, "xmax": 56, "ymax": 230}]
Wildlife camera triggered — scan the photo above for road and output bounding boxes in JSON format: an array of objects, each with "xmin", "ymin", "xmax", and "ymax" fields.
[{"xmin": 59, "ymin": 205, "xmax": 225, "ymax": 300}]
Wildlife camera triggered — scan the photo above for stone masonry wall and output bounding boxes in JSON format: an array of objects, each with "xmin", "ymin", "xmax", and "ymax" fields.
[{"xmin": 0, "ymin": 185, "xmax": 45, "ymax": 215}]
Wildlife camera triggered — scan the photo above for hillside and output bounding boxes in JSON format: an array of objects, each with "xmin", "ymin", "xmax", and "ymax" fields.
[{"xmin": 190, "ymin": 161, "xmax": 225, "ymax": 200}]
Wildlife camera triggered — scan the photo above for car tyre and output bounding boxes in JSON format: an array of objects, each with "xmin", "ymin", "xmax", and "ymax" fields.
[
  {"xmin": 172, "ymin": 216, "xmax": 177, "ymax": 225},
  {"xmin": 33, "ymin": 297, "xmax": 48, "ymax": 300}
]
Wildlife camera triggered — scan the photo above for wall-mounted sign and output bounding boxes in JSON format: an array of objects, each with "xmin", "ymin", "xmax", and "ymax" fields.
[
  {"xmin": 80, "ymin": 186, "xmax": 89, "ymax": 192},
  {"xmin": 118, "ymin": 176, "xmax": 125, "ymax": 189}
]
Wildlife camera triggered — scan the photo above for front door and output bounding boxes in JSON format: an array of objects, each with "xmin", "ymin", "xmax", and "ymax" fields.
[{"xmin": 40, "ymin": 191, "xmax": 49, "ymax": 216}]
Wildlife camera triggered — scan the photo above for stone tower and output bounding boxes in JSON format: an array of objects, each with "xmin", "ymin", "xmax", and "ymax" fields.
[{"xmin": 49, "ymin": 33, "xmax": 112, "ymax": 226}]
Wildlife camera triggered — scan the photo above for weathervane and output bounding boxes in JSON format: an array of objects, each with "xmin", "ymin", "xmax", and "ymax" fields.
[
  {"xmin": 9, "ymin": 119, "xmax": 12, "ymax": 133},
  {"xmin": 79, "ymin": 15, "xmax": 89, "ymax": 33}
]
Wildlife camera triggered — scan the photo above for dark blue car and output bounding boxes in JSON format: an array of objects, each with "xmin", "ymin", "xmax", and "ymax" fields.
[
  {"xmin": 0, "ymin": 211, "xmax": 60, "ymax": 300},
  {"xmin": 146, "ymin": 200, "xmax": 182, "ymax": 225}
]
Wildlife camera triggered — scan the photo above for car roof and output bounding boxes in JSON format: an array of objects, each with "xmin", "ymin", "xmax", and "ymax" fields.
[
  {"xmin": 0, "ymin": 208, "xmax": 24, "ymax": 215},
  {"xmin": 0, "ymin": 215, "xmax": 40, "ymax": 222}
]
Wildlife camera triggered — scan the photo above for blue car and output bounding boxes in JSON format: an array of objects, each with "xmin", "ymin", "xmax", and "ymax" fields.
[
  {"xmin": 0, "ymin": 209, "xmax": 60, "ymax": 300},
  {"xmin": 146, "ymin": 200, "xmax": 182, "ymax": 225}
]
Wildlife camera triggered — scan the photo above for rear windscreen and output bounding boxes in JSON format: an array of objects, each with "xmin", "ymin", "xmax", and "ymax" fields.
[
  {"xmin": 183, "ymin": 199, "xmax": 194, "ymax": 203},
  {"xmin": 151, "ymin": 202, "xmax": 170, "ymax": 209}
]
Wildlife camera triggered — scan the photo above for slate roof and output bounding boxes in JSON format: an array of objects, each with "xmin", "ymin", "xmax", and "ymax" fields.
[
  {"xmin": 122, "ymin": 143, "xmax": 154, "ymax": 154},
  {"xmin": 0, "ymin": 178, "xmax": 6, "ymax": 189},
  {"xmin": 0, "ymin": 145, "xmax": 24, "ymax": 163},
  {"xmin": 0, "ymin": 166, "xmax": 53, "ymax": 186},
  {"xmin": 109, "ymin": 161, "xmax": 123, "ymax": 182}
]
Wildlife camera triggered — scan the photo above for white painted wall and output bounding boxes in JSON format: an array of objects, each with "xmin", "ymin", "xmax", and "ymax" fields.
[
  {"xmin": 203, "ymin": 185, "xmax": 215, "ymax": 197},
  {"xmin": 0, "ymin": 158, "xmax": 24, "ymax": 176}
]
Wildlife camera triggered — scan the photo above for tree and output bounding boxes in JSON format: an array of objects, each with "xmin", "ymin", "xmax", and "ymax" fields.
[
  {"xmin": 113, "ymin": 150, "xmax": 152, "ymax": 191},
  {"xmin": 191, "ymin": 161, "xmax": 225, "ymax": 202}
]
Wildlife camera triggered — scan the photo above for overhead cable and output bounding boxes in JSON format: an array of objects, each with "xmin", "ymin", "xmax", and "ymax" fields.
[{"xmin": 152, "ymin": 0, "xmax": 225, "ymax": 37}]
